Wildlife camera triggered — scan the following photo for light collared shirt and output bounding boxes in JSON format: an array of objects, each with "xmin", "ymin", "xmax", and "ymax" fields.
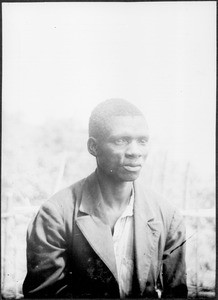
[{"xmin": 112, "ymin": 190, "xmax": 134, "ymax": 298}]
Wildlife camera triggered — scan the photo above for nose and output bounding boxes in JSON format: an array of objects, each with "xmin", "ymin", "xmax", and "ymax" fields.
[{"xmin": 125, "ymin": 140, "xmax": 142, "ymax": 158}]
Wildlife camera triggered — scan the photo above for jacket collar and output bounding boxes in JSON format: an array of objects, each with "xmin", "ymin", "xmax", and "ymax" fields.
[
  {"xmin": 76, "ymin": 172, "xmax": 161, "ymax": 294},
  {"xmin": 78, "ymin": 171, "xmax": 108, "ymax": 222}
]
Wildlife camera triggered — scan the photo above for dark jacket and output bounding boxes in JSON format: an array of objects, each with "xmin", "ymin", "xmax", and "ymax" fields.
[{"xmin": 23, "ymin": 172, "xmax": 187, "ymax": 298}]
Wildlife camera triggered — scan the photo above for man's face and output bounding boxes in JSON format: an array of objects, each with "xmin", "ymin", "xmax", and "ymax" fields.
[{"xmin": 95, "ymin": 115, "xmax": 149, "ymax": 182}]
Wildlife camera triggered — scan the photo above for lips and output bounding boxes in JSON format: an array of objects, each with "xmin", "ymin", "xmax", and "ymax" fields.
[{"xmin": 123, "ymin": 164, "xmax": 142, "ymax": 172}]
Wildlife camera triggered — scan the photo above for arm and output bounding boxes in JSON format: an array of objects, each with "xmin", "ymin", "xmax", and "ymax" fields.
[
  {"xmin": 23, "ymin": 201, "xmax": 72, "ymax": 298},
  {"xmin": 161, "ymin": 209, "xmax": 188, "ymax": 298}
]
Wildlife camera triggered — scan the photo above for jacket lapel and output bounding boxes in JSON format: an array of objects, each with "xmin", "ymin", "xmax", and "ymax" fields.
[
  {"xmin": 75, "ymin": 172, "xmax": 118, "ymax": 282},
  {"xmin": 134, "ymin": 181, "xmax": 161, "ymax": 295}
]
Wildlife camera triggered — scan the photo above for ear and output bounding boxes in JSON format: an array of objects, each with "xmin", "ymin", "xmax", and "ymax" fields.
[{"xmin": 87, "ymin": 137, "xmax": 98, "ymax": 157}]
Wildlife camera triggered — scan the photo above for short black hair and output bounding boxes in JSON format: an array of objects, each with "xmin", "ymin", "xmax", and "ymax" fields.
[{"xmin": 89, "ymin": 98, "xmax": 144, "ymax": 139}]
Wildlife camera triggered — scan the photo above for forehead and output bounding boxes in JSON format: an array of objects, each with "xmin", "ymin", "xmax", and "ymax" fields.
[{"xmin": 104, "ymin": 115, "xmax": 149, "ymax": 137}]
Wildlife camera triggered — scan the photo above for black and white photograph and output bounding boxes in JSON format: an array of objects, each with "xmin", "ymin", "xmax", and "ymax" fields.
[{"xmin": 1, "ymin": 1, "xmax": 216, "ymax": 299}]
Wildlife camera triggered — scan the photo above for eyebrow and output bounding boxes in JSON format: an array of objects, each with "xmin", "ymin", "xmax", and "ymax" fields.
[{"xmin": 109, "ymin": 134, "xmax": 150, "ymax": 140}]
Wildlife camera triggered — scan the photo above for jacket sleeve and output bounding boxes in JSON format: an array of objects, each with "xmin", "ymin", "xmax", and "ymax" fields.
[
  {"xmin": 161, "ymin": 209, "xmax": 188, "ymax": 298},
  {"xmin": 22, "ymin": 200, "xmax": 72, "ymax": 298}
]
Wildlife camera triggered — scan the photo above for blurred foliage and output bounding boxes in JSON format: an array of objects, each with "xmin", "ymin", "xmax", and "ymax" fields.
[
  {"xmin": 2, "ymin": 113, "xmax": 95, "ymax": 207},
  {"xmin": 2, "ymin": 112, "xmax": 216, "ymax": 298}
]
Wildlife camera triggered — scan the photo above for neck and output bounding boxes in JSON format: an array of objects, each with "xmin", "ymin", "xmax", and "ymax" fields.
[{"xmin": 96, "ymin": 169, "xmax": 133, "ymax": 209}]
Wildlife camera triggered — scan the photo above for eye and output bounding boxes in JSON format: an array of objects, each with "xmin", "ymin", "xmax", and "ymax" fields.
[
  {"xmin": 114, "ymin": 138, "xmax": 128, "ymax": 145},
  {"xmin": 138, "ymin": 138, "xmax": 148, "ymax": 145}
]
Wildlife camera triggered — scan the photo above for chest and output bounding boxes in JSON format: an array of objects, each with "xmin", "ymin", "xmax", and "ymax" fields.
[{"xmin": 104, "ymin": 209, "xmax": 124, "ymax": 233}]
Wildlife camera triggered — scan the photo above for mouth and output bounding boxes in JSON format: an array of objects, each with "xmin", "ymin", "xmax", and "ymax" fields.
[{"xmin": 123, "ymin": 165, "xmax": 142, "ymax": 172}]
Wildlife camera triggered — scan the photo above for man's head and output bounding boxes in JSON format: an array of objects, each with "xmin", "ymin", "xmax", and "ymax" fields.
[
  {"xmin": 89, "ymin": 98, "xmax": 145, "ymax": 140},
  {"xmin": 88, "ymin": 99, "xmax": 149, "ymax": 182}
]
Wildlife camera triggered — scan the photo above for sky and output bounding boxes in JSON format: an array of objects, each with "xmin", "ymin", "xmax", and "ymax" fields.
[{"xmin": 2, "ymin": 2, "xmax": 216, "ymax": 180}]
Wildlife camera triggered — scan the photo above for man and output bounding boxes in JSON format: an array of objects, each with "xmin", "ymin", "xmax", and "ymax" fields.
[{"xmin": 23, "ymin": 99, "xmax": 187, "ymax": 298}]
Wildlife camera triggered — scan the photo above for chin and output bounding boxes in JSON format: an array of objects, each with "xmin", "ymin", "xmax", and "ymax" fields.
[{"xmin": 119, "ymin": 172, "xmax": 140, "ymax": 182}]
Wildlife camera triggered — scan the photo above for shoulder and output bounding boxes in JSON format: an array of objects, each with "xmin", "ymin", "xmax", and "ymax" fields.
[
  {"xmin": 36, "ymin": 176, "xmax": 88, "ymax": 221},
  {"xmin": 47, "ymin": 177, "xmax": 86, "ymax": 208},
  {"xmin": 29, "ymin": 176, "xmax": 90, "ymax": 238},
  {"xmin": 136, "ymin": 180, "xmax": 184, "ymax": 228},
  {"xmin": 144, "ymin": 188, "xmax": 176, "ymax": 213},
  {"xmin": 145, "ymin": 188, "xmax": 185, "ymax": 232}
]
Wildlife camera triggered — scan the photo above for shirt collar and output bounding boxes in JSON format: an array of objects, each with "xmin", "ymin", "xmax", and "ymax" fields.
[{"xmin": 119, "ymin": 188, "xmax": 134, "ymax": 219}]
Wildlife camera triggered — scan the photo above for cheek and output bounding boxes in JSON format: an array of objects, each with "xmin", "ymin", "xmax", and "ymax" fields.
[
  {"xmin": 143, "ymin": 151, "xmax": 149, "ymax": 162},
  {"xmin": 142, "ymin": 148, "xmax": 148, "ymax": 156},
  {"xmin": 142, "ymin": 145, "xmax": 149, "ymax": 155},
  {"xmin": 99, "ymin": 149, "xmax": 124, "ymax": 167},
  {"xmin": 100, "ymin": 145, "xmax": 122, "ymax": 158},
  {"xmin": 110, "ymin": 150, "xmax": 124, "ymax": 161}
]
